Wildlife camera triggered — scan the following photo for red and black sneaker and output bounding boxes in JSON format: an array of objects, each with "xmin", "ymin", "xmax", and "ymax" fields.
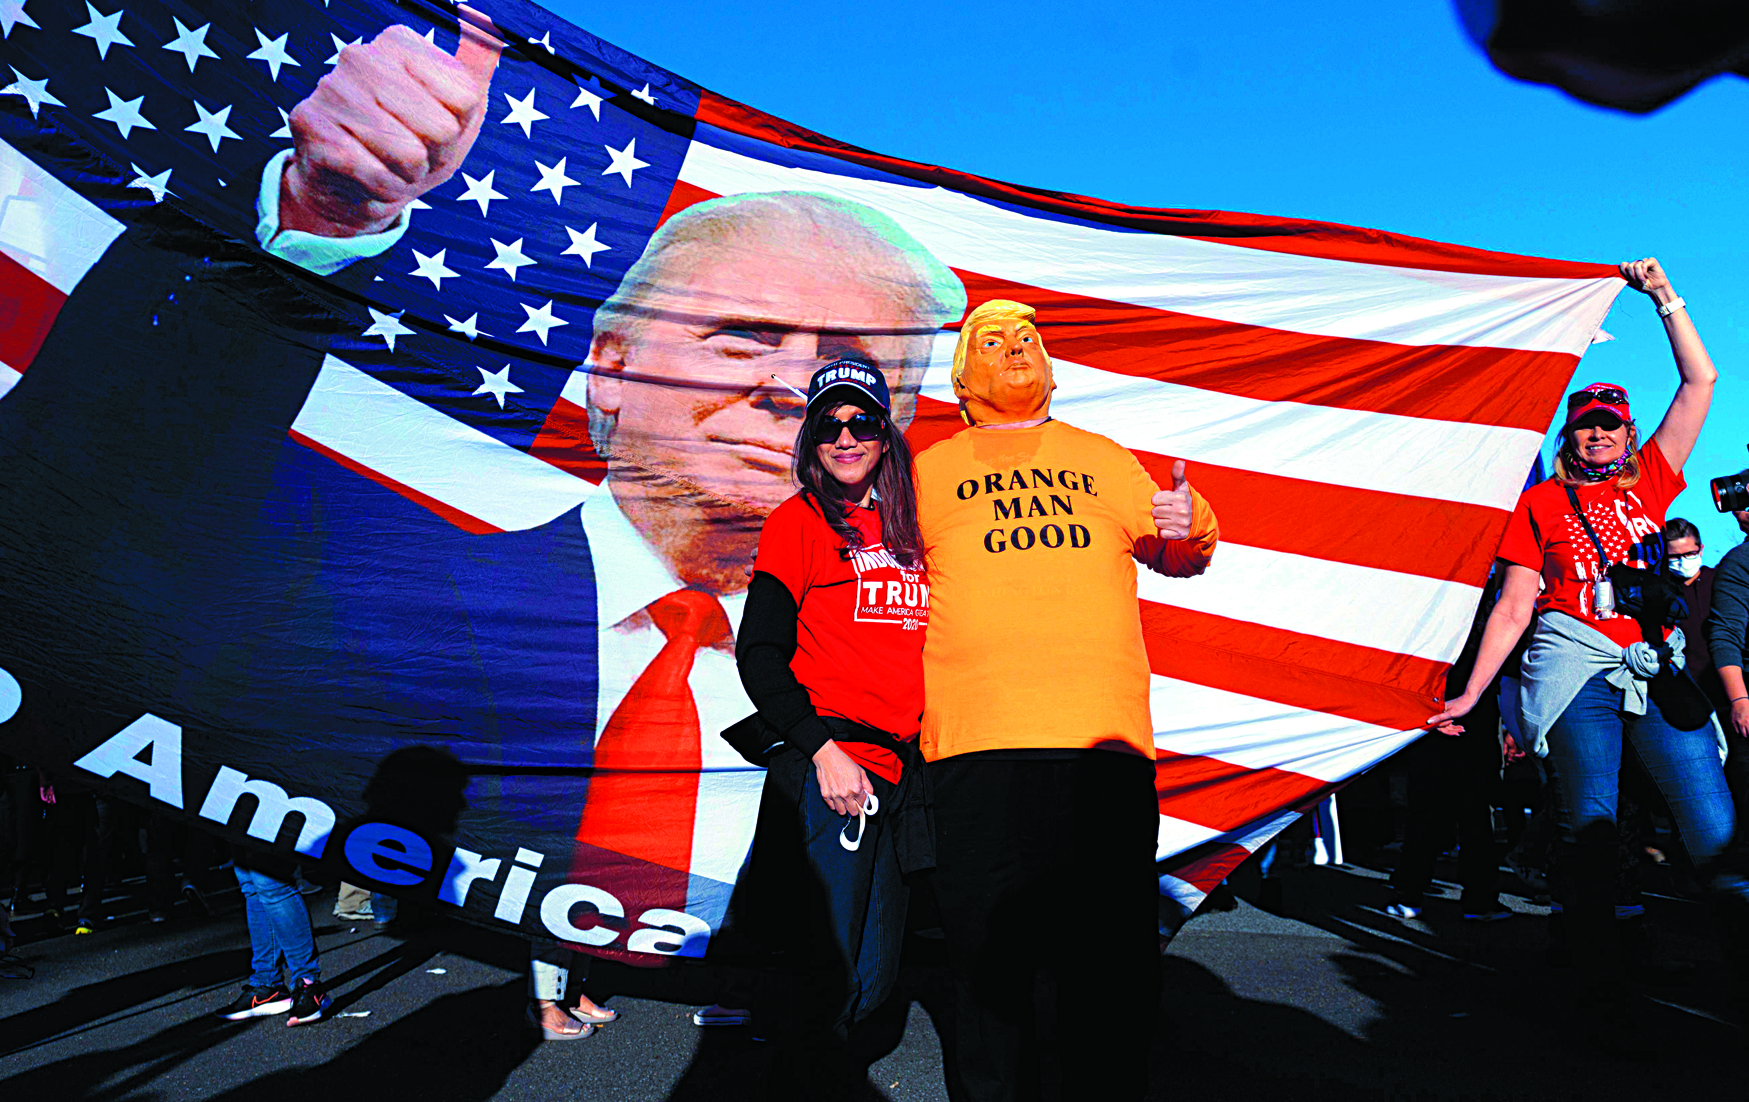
[
  {"xmin": 285, "ymin": 978, "xmax": 329, "ymax": 1027},
  {"xmin": 216, "ymin": 983, "xmax": 293, "ymax": 1020}
]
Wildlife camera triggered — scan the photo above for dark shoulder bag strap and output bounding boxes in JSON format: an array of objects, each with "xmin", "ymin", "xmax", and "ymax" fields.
[
  {"xmin": 1564, "ymin": 484, "xmax": 1618, "ymax": 617},
  {"xmin": 1563, "ymin": 485, "xmax": 1613, "ymax": 571}
]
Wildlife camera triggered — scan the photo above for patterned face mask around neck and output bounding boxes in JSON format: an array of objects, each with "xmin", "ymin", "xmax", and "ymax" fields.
[{"xmin": 1562, "ymin": 442, "xmax": 1631, "ymax": 482}]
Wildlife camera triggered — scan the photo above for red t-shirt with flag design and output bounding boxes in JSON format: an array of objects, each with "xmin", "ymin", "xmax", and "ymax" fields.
[
  {"xmin": 1495, "ymin": 440, "xmax": 1686, "ymax": 648},
  {"xmin": 753, "ymin": 495, "xmax": 928, "ymax": 782}
]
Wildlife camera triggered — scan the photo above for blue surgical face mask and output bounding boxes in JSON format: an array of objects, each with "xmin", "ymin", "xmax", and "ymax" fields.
[{"xmin": 1669, "ymin": 552, "xmax": 1703, "ymax": 580}]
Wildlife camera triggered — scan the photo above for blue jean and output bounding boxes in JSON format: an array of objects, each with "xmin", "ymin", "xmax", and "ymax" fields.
[
  {"xmin": 1543, "ymin": 671, "xmax": 1742, "ymax": 978},
  {"xmin": 234, "ymin": 865, "xmax": 319, "ymax": 988}
]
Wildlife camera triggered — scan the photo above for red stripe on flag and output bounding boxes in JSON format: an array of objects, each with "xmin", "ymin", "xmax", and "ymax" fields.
[
  {"xmin": 693, "ymin": 93, "xmax": 1617, "ymax": 280},
  {"xmin": 1164, "ymin": 842, "xmax": 1265, "ymax": 895},
  {"xmin": 907, "ymin": 398, "xmax": 1510, "ymax": 585},
  {"xmin": 1139, "ymin": 601, "xmax": 1444, "ymax": 732},
  {"xmin": 950, "ymin": 271, "xmax": 1580, "ymax": 432},
  {"xmin": 0, "ymin": 249, "xmax": 68, "ymax": 372},
  {"xmin": 287, "ymin": 429, "xmax": 504, "ymax": 536},
  {"xmin": 1126, "ymin": 452, "xmax": 1509, "ymax": 588},
  {"xmin": 1155, "ymin": 751, "xmax": 1330, "ymax": 834},
  {"xmin": 657, "ymin": 179, "xmax": 718, "ymax": 229},
  {"xmin": 529, "ymin": 396, "xmax": 608, "ymax": 484}
]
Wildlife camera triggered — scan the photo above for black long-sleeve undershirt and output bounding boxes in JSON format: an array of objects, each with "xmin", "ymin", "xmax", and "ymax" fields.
[{"xmin": 735, "ymin": 571, "xmax": 835, "ymax": 760}]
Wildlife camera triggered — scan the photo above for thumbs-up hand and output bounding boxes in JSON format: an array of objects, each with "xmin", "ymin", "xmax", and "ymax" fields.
[
  {"xmin": 279, "ymin": 5, "xmax": 502, "ymax": 238},
  {"xmin": 1150, "ymin": 460, "xmax": 1195, "ymax": 540}
]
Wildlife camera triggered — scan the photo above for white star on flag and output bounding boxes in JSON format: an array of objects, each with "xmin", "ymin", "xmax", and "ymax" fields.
[
  {"xmin": 271, "ymin": 107, "xmax": 291, "ymax": 139},
  {"xmin": 161, "ymin": 18, "xmax": 218, "ymax": 72},
  {"xmin": 569, "ymin": 83, "xmax": 603, "ymax": 121},
  {"xmin": 500, "ymin": 88, "xmax": 548, "ymax": 139},
  {"xmin": 363, "ymin": 307, "xmax": 415, "ymax": 352},
  {"xmin": 486, "ymin": 238, "xmax": 535, "ymax": 281},
  {"xmin": 186, "ymin": 100, "xmax": 241, "ymax": 152},
  {"xmin": 324, "ymin": 32, "xmax": 360, "ymax": 66},
  {"xmin": 126, "ymin": 162, "xmax": 171, "ymax": 202},
  {"xmin": 631, "ymin": 84, "xmax": 657, "ymax": 106},
  {"xmin": 409, "ymin": 248, "xmax": 458, "ymax": 289},
  {"xmin": 517, "ymin": 300, "xmax": 567, "ymax": 345},
  {"xmin": 601, "ymin": 139, "xmax": 649, "ymax": 187},
  {"xmin": 247, "ymin": 29, "xmax": 302, "ymax": 82},
  {"xmin": 94, "ymin": 88, "xmax": 154, "ymax": 139},
  {"xmin": 444, "ymin": 313, "xmax": 487, "ymax": 341},
  {"xmin": 473, "ymin": 365, "xmax": 525, "ymax": 409},
  {"xmin": 561, "ymin": 223, "xmax": 610, "ymax": 267},
  {"xmin": 528, "ymin": 31, "xmax": 552, "ymax": 52},
  {"xmin": 455, "ymin": 170, "xmax": 505, "ymax": 217},
  {"xmin": 1, "ymin": 1, "xmax": 39, "ymax": 38},
  {"xmin": 3, "ymin": 66, "xmax": 61, "ymax": 118},
  {"xmin": 530, "ymin": 157, "xmax": 577, "ymax": 205},
  {"xmin": 73, "ymin": 2, "xmax": 133, "ymax": 60}
]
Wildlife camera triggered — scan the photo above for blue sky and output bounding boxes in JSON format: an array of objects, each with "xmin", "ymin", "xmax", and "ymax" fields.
[{"xmin": 551, "ymin": 0, "xmax": 1749, "ymax": 560}]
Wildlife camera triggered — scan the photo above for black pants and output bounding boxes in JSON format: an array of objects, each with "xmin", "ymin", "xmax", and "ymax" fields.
[
  {"xmin": 1391, "ymin": 700, "xmax": 1503, "ymax": 910},
  {"xmin": 930, "ymin": 750, "xmax": 1159, "ymax": 1102},
  {"xmin": 751, "ymin": 748, "xmax": 909, "ymax": 1098},
  {"xmin": 44, "ymin": 790, "xmax": 116, "ymax": 921}
]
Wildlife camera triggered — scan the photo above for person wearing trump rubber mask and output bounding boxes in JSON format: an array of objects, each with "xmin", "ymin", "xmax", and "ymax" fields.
[
  {"xmin": 914, "ymin": 298, "xmax": 1218, "ymax": 1101},
  {"xmin": 733, "ymin": 359, "xmax": 934, "ymax": 1095},
  {"xmin": 1429, "ymin": 258, "xmax": 1748, "ymax": 1033}
]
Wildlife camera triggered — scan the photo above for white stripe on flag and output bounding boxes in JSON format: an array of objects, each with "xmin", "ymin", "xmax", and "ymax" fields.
[
  {"xmin": 689, "ymin": 771, "xmax": 763, "ymax": 887},
  {"xmin": 920, "ymin": 338, "xmax": 1545, "ymax": 511},
  {"xmin": 1150, "ymin": 677, "xmax": 1422, "ymax": 783},
  {"xmin": 0, "ymin": 362, "xmax": 20, "ymax": 400},
  {"xmin": 680, "ymin": 139, "xmax": 1622, "ymax": 355},
  {"xmin": 291, "ymin": 356, "xmax": 594, "ymax": 531},
  {"xmin": 1138, "ymin": 543, "xmax": 1481, "ymax": 664},
  {"xmin": 1156, "ymin": 806, "xmax": 1305, "ymax": 863},
  {"xmin": 0, "ymin": 139, "xmax": 125, "ymax": 295}
]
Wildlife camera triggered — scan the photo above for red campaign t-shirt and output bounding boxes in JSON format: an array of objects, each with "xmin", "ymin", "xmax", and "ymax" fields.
[
  {"xmin": 1495, "ymin": 440, "xmax": 1686, "ymax": 648},
  {"xmin": 752, "ymin": 494, "xmax": 928, "ymax": 783}
]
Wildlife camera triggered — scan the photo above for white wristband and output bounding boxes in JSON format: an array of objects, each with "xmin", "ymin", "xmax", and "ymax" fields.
[{"xmin": 1656, "ymin": 296, "xmax": 1686, "ymax": 318}]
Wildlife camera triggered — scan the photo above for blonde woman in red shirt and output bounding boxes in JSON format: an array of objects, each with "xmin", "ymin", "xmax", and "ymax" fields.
[{"xmin": 1430, "ymin": 259, "xmax": 1742, "ymax": 1034}]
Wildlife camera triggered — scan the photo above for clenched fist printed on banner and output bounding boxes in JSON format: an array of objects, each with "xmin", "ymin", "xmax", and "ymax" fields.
[{"xmin": 278, "ymin": 5, "xmax": 502, "ymax": 238}]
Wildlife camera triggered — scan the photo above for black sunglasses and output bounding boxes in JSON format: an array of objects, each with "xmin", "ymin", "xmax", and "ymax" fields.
[
  {"xmin": 812, "ymin": 411, "xmax": 886, "ymax": 444},
  {"xmin": 1579, "ymin": 386, "xmax": 1628, "ymax": 406}
]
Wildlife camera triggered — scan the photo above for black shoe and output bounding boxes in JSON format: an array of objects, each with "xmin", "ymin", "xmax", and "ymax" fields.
[
  {"xmin": 286, "ymin": 978, "xmax": 329, "ymax": 1026},
  {"xmin": 181, "ymin": 881, "xmax": 212, "ymax": 918},
  {"xmin": 216, "ymin": 983, "xmax": 293, "ymax": 1020}
]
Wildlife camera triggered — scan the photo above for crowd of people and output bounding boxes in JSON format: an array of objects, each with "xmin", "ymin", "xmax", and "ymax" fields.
[{"xmin": 7, "ymin": 257, "xmax": 1749, "ymax": 1094}]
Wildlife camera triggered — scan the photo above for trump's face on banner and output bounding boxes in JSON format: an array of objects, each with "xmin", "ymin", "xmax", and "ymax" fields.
[{"xmin": 580, "ymin": 192, "xmax": 965, "ymax": 594}]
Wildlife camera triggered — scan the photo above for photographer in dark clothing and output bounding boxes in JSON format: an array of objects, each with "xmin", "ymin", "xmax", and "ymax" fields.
[{"xmin": 1703, "ymin": 506, "xmax": 1749, "ymax": 823}]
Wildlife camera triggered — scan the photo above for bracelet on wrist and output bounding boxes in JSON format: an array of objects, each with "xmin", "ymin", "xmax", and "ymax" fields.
[
  {"xmin": 1656, "ymin": 296, "xmax": 1686, "ymax": 318},
  {"xmin": 1732, "ymin": 696, "xmax": 1749, "ymax": 704}
]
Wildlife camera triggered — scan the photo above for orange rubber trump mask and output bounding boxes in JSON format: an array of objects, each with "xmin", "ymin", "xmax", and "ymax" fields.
[{"xmin": 951, "ymin": 299, "xmax": 1055, "ymax": 425}]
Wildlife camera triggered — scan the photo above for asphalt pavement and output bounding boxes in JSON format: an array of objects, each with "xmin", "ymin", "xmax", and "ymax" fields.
[{"xmin": 2, "ymin": 860, "xmax": 1744, "ymax": 1101}]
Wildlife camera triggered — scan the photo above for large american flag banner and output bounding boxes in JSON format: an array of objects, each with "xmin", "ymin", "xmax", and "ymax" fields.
[{"xmin": 0, "ymin": 0, "xmax": 1622, "ymax": 957}]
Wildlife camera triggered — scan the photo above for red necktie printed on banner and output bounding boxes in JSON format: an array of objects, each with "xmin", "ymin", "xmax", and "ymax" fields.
[{"xmin": 571, "ymin": 589, "xmax": 730, "ymax": 960}]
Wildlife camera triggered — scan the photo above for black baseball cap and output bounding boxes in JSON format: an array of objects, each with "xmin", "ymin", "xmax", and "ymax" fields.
[{"xmin": 805, "ymin": 359, "xmax": 890, "ymax": 415}]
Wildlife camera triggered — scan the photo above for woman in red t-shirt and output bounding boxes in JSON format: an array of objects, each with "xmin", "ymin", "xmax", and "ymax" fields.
[
  {"xmin": 1430, "ymin": 259, "xmax": 1743, "ymax": 1022},
  {"xmin": 733, "ymin": 359, "xmax": 930, "ymax": 1093}
]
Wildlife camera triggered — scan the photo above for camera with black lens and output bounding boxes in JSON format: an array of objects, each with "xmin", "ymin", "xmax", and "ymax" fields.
[{"xmin": 1712, "ymin": 445, "xmax": 1749, "ymax": 513}]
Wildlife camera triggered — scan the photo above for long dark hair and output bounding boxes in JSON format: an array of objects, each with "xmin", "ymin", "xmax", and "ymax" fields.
[{"xmin": 793, "ymin": 401, "xmax": 925, "ymax": 568}]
